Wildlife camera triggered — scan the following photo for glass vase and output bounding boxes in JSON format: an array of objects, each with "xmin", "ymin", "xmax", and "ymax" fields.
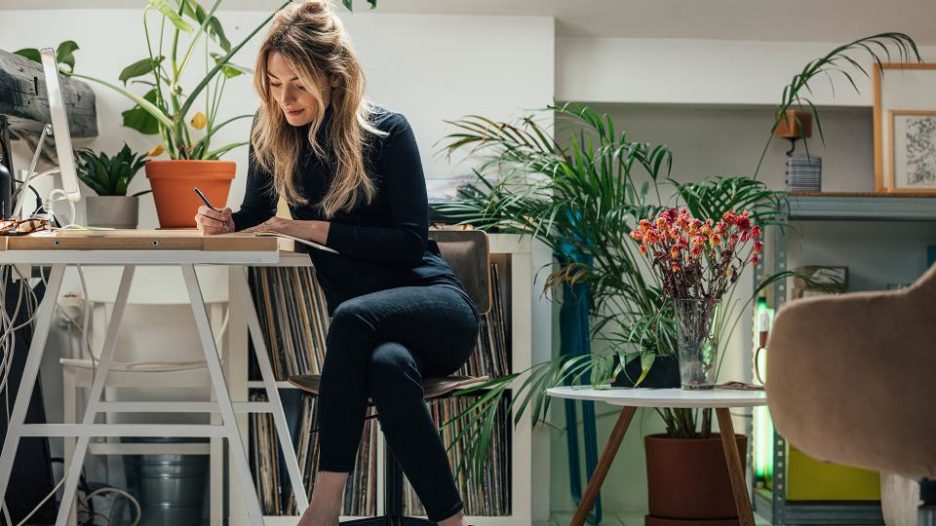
[{"xmin": 673, "ymin": 298, "xmax": 720, "ymax": 390}]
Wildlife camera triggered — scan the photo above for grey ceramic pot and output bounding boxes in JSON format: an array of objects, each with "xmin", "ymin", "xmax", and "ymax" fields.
[{"xmin": 85, "ymin": 195, "xmax": 139, "ymax": 229}]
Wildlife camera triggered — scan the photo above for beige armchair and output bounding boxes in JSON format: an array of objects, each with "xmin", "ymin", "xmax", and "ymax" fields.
[
  {"xmin": 765, "ymin": 263, "xmax": 936, "ymax": 522},
  {"xmin": 765, "ymin": 262, "xmax": 936, "ymax": 478}
]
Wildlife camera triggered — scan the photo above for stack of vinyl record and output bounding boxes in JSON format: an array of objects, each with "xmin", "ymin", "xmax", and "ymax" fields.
[{"xmin": 786, "ymin": 154, "xmax": 822, "ymax": 192}]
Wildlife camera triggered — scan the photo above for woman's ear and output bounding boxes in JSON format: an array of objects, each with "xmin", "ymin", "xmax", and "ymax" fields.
[{"xmin": 329, "ymin": 75, "xmax": 341, "ymax": 89}]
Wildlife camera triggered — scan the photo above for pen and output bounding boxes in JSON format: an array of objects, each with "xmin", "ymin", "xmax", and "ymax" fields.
[{"xmin": 194, "ymin": 187, "xmax": 220, "ymax": 213}]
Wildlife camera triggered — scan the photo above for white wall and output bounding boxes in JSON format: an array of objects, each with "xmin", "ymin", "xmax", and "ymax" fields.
[{"xmin": 557, "ymin": 36, "xmax": 936, "ymax": 106}]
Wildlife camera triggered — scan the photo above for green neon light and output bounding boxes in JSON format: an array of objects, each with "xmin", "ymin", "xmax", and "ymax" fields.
[{"xmin": 752, "ymin": 297, "xmax": 774, "ymax": 482}]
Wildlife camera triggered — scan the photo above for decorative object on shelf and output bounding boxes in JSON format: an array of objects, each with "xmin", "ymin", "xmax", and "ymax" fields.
[
  {"xmin": 75, "ymin": 143, "xmax": 152, "ymax": 228},
  {"xmin": 888, "ymin": 109, "xmax": 936, "ymax": 193},
  {"xmin": 785, "ymin": 154, "xmax": 822, "ymax": 192},
  {"xmin": 791, "ymin": 265, "xmax": 848, "ymax": 299},
  {"xmin": 873, "ymin": 63, "xmax": 936, "ymax": 193},
  {"xmin": 774, "ymin": 109, "xmax": 813, "ymax": 155},
  {"xmin": 776, "ymin": 108, "xmax": 823, "ymax": 192},
  {"xmin": 630, "ymin": 208, "xmax": 764, "ymax": 389}
]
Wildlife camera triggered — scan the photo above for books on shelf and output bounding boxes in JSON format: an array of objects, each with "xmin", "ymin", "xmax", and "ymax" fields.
[
  {"xmin": 248, "ymin": 390, "xmax": 378, "ymax": 516},
  {"xmin": 246, "ymin": 260, "xmax": 512, "ymax": 517},
  {"xmin": 402, "ymin": 393, "xmax": 512, "ymax": 516},
  {"xmin": 248, "ymin": 266, "xmax": 330, "ymax": 379}
]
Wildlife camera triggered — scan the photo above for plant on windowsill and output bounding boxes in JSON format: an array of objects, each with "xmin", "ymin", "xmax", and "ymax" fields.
[
  {"xmin": 75, "ymin": 143, "xmax": 154, "ymax": 229},
  {"xmin": 17, "ymin": 0, "xmax": 377, "ymax": 228},
  {"xmin": 438, "ymin": 32, "xmax": 920, "ymax": 494}
]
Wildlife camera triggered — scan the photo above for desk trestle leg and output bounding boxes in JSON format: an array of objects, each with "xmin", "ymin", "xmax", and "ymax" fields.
[
  {"xmin": 54, "ymin": 266, "xmax": 136, "ymax": 526},
  {"xmin": 182, "ymin": 264, "xmax": 266, "ymax": 525}
]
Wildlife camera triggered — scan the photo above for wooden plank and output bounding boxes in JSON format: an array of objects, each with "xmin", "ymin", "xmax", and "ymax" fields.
[
  {"xmin": 716, "ymin": 408, "xmax": 756, "ymax": 526},
  {"xmin": 0, "ymin": 230, "xmax": 277, "ymax": 252},
  {"xmin": 203, "ymin": 233, "xmax": 279, "ymax": 252},
  {"xmin": 0, "ymin": 48, "xmax": 97, "ymax": 137}
]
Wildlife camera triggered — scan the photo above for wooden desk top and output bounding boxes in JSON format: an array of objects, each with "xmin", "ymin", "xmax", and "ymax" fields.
[
  {"xmin": 0, "ymin": 230, "xmax": 278, "ymax": 252},
  {"xmin": 0, "ymin": 230, "xmax": 282, "ymax": 265}
]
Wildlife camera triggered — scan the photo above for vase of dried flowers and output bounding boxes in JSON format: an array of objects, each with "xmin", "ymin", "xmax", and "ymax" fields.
[
  {"xmin": 631, "ymin": 208, "xmax": 764, "ymax": 389},
  {"xmin": 673, "ymin": 298, "xmax": 720, "ymax": 389}
]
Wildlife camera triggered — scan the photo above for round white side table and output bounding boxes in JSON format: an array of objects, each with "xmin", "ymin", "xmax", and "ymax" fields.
[{"xmin": 546, "ymin": 387, "xmax": 766, "ymax": 526}]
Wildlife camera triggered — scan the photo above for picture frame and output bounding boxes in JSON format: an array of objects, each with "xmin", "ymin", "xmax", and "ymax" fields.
[
  {"xmin": 873, "ymin": 63, "xmax": 936, "ymax": 194},
  {"xmin": 889, "ymin": 110, "xmax": 936, "ymax": 192}
]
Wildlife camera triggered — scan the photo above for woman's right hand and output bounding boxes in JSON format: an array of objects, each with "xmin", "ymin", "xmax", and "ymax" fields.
[{"xmin": 195, "ymin": 206, "xmax": 235, "ymax": 235}]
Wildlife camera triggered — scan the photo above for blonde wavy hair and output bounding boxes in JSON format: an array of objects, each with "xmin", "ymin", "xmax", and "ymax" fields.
[{"xmin": 251, "ymin": 0, "xmax": 385, "ymax": 218}]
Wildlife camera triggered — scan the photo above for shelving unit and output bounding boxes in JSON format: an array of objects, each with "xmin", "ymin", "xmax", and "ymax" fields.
[
  {"xmin": 221, "ymin": 234, "xmax": 551, "ymax": 526},
  {"xmin": 752, "ymin": 192, "xmax": 936, "ymax": 525}
]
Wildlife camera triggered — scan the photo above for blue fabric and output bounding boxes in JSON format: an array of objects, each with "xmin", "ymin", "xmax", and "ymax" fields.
[{"xmin": 556, "ymin": 241, "xmax": 602, "ymax": 524}]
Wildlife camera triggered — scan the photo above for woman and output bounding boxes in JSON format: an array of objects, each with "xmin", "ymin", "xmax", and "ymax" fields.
[{"xmin": 194, "ymin": 3, "xmax": 480, "ymax": 526}]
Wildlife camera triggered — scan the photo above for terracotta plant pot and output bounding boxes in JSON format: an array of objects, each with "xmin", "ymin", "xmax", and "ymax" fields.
[
  {"xmin": 145, "ymin": 160, "xmax": 235, "ymax": 229},
  {"xmin": 645, "ymin": 433, "xmax": 748, "ymax": 526}
]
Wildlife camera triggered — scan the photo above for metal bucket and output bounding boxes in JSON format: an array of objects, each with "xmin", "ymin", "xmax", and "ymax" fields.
[{"xmin": 123, "ymin": 438, "xmax": 208, "ymax": 526}]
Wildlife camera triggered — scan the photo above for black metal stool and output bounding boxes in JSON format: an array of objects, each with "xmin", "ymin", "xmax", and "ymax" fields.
[{"xmin": 288, "ymin": 229, "xmax": 492, "ymax": 525}]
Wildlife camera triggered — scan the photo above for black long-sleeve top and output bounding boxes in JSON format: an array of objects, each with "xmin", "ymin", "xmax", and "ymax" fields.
[{"xmin": 232, "ymin": 109, "xmax": 459, "ymax": 316}]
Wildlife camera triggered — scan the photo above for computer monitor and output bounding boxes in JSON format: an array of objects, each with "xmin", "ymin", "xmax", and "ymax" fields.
[{"xmin": 39, "ymin": 47, "xmax": 81, "ymax": 203}]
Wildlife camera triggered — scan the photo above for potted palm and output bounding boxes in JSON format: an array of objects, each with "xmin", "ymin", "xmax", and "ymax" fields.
[
  {"xmin": 75, "ymin": 143, "xmax": 152, "ymax": 228},
  {"xmin": 438, "ymin": 32, "xmax": 920, "ymax": 519}
]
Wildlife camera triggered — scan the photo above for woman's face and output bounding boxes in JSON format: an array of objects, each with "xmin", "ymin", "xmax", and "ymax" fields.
[{"xmin": 266, "ymin": 51, "xmax": 334, "ymax": 127}]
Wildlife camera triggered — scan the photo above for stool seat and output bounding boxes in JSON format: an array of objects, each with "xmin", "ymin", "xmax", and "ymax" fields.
[{"xmin": 287, "ymin": 374, "xmax": 489, "ymax": 401}]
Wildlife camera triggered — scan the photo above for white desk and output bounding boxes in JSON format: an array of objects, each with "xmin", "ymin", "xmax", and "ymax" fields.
[
  {"xmin": 0, "ymin": 230, "xmax": 309, "ymax": 526},
  {"xmin": 546, "ymin": 386, "xmax": 766, "ymax": 526}
]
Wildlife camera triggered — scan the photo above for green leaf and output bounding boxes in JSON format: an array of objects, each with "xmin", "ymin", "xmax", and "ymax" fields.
[
  {"xmin": 177, "ymin": 0, "xmax": 231, "ymax": 52},
  {"xmin": 55, "ymin": 40, "xmax": 79, "ymax": 72},
  {"xmin": 119, "ymin": 56, "xmax": 165, "ymax": 85},
  {"xmin": 121, "ymin": 88, "xmax": 161, "ymax": 135},
  {"xmin": 210, "ymin": 52, "xmax": 250, "ymax": 79},
  {"xmin": 206, "ymin": 15, "xmax": 231, "ymax": 52},
  {"xmin": 147, "ymin": 0, "xmax": 193, "ymax": 32},
  {"xmin": 71, "ymin": 72, "xmax": 174, "ymax": 130},
  {"xmin": 14, "ymin": 48, "xmax": 41, "ymax": 63}
]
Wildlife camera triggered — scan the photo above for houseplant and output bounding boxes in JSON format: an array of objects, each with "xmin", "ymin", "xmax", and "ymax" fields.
[
  {"xmin": 75, "ymin": 143, "xmax": 152, "ymax": 228},
  {"xmin": 438, "ymin": 32, "xmax": 920, "ymax": 497},
  {"xmin": 64, "ymin": 0, "xmax": 376, "ymax": 228}
]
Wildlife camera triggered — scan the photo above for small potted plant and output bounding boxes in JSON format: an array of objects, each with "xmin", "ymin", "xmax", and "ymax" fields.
[{"xmin": 75, "ymin": 143, "xmax": 151, "ymax": 228}]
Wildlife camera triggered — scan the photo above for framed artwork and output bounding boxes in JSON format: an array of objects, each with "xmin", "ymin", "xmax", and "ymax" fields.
[
  {"xmin": 890, "ymin": 110, "xmax": 936, "ymax": 192},
  {"xmin": 873, "ymin": 63, "xmax": 936, "ymax": 194}
]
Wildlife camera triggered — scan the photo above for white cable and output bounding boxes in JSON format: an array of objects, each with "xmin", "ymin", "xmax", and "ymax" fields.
[
  {"xmin": 11, "ymin": 125, "xmax": 52, "ymax": 215},
  {"xmin": 46, "ymin": 189, "xmax": 78, "ymax": 230},
  {"xmin": 84, "ymin": 486, "xmax": 141, "ymax": 526},
  {"xmin": 12, "ymin": 167, "xmax": 59, "ymax": 219}
]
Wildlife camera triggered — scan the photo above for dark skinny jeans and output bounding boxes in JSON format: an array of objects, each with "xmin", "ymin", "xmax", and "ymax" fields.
[{"xmin": 316, "ymin": 282, "xmax": 481, "ymax": 522}]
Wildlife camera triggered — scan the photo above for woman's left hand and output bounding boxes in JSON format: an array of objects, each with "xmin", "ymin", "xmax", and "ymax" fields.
[
  {"xmin": 243, "ymin": 217, "xmax": 301, "ymax": 237},
  {"xmin": 243, "ymin": 217, "xmax": 330, "ymax": 245}
]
